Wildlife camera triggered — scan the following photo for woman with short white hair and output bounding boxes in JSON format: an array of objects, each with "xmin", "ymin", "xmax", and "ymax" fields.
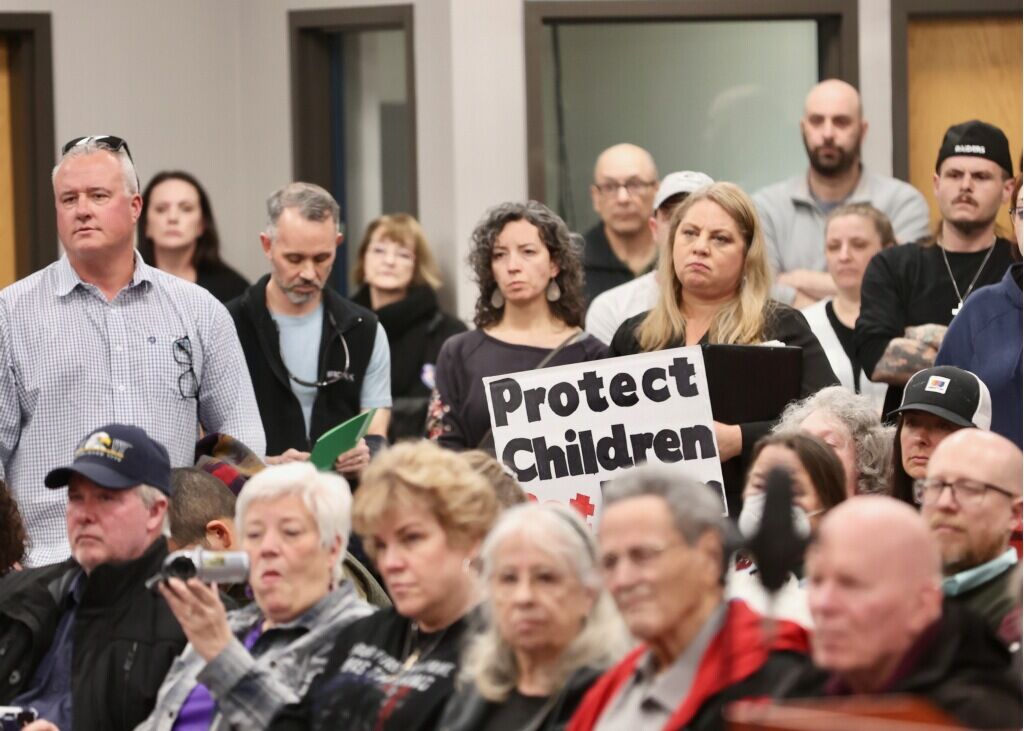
[
  {"xmin": 136, "ymin": 462, "xmax": 374, "ymax": 731},
  {"xmin": 438, "ymin": 503, "xmax": 630, "ymax": 731}
]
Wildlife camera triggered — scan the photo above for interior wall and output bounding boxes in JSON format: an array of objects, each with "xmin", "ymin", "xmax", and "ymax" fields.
[{"xmin": 2, "ymin": 0, "xmax": 901, "ymax": 322}]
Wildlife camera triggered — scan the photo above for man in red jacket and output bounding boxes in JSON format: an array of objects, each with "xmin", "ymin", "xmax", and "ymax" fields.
[{"xmin": 569, "ymin": 465, "xmax": 809, "ymax": 731}]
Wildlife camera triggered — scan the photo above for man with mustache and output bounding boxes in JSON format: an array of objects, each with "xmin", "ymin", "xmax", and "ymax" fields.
[
  {"xmin": 920, "ymin": 429, "xmax": 1022, "ymax": 641},
  {"xmin": 855, "ymin": 120, "xmax": 1016, "ymax": 419},
  {"xmin": 227, "ymin": 183, "xmax": 391, "ymax": 475},
  {"xmin": 754, "ymin": 80, "xmax": 929, "ymax": 307}
]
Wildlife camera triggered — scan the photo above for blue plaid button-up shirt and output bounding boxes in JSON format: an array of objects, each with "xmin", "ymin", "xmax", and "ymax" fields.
[{"xmin": 0, "ymin": 252, "xmax": 265, "ymax": 566}]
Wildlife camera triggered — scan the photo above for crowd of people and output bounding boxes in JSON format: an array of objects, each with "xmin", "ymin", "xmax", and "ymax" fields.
[{"xmin": 0, "ymin": 77, "xmax": 1020, "ymax": 730}]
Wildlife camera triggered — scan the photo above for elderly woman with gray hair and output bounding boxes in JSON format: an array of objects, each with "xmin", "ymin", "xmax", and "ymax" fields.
[
  {"xmin": 438, "ymin": 503, "xmax": 629, "ymax": 731},
  {"xmin": 136, "ymin": 462, "xmax": 374, "ymax": 731},
  {"xmin": 774, "ymin": 385, "xmax": 893, "ymax": 497}
]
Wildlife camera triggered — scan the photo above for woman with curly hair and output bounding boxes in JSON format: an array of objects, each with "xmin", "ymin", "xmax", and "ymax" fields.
[
  {"xmin": 0, "ymin": 482, "xmax": 26, "ymax": 575},
  {"xmin": 428, "ymin": 202, "xmax": 606, "ymax": 451}
]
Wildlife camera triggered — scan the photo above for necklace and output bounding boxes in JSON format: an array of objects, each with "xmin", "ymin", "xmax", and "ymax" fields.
[
  {"xmin": 397, "ymin": 621, "xmax": 449, "ymax": 673},
  {"xmin": 940, "ymin": 239, "xmax": 997, "ymax": 316}
]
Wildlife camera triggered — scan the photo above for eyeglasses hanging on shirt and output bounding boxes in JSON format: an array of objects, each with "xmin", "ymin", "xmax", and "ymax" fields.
[
  {"xmin": 279, "ymin": 311, "xmax": 356, "ymax": 388},
  {"xmin": 174, "ymin": 336, "xmax": 199, "ymax": 399}
]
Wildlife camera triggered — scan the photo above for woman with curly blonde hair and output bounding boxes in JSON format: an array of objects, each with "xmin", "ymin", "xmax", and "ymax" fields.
[{"xmin": 609, "ymin": 182, "xmax": 837, "ymax": 511}]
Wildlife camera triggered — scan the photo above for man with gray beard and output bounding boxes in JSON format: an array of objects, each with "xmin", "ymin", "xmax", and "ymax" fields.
[{"xmin": 227, "ymin": 183, "xmax": 391, "ymax": 476}]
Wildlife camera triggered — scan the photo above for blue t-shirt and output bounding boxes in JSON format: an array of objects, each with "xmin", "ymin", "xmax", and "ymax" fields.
[{"xmin": 272, "ymin": 307, "xmax": 392, "ymax": 438}]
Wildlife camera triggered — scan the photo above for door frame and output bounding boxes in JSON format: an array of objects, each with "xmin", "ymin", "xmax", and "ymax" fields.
[{"xmin": 890, "ymin": 0, "xmax": 1020, "ymax": 180}]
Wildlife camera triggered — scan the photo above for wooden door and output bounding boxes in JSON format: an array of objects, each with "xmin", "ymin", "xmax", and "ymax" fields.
[
  {"xmin": 0, "ymin": 38, "xmax": 15, "ymax": 288},
  {"xmin": 907, "ymin": 16, "xmax": 1023, "ymax": 231}
]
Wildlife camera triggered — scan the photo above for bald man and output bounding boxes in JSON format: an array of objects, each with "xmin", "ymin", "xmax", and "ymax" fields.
[
  {"xmin": 584, "ymin": 143, "xmax": 660, "ymax": 303},
  {"xmin": 921, "ymin": 429, "xmax": 1022, "ymax": 639},
  {"xmin": 754, "ymin": 79, "xmax": 929, "ymax": 307},
  {"xmin": 786, "ymin": 496, "xmax": 1021, "ymax": 728}
]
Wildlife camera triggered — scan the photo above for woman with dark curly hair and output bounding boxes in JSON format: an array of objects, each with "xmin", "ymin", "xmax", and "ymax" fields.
[
  {"xmin": 0, "ymin": 482, "xmax": 26, "ymax": 575},
  {"xmin": 428, "ymin": 202, "xmax": 606, "ymax": 451}
]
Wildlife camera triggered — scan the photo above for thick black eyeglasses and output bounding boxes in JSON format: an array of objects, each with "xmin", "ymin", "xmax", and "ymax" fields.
[
  {"xmin": 61, "ymin": 135, "xmax": 134, "ymax": 163},
  {"xmin": 173, "ymin": 336, "xmax": 199, "ymax": 399}
]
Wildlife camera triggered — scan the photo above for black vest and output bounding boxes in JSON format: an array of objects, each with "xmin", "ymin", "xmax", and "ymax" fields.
[{"xmin": 226, "ymin": 276, "xmax": 379, "ymax": 455}]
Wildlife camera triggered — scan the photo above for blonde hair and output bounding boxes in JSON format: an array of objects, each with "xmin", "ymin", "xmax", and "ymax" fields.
[
  {"xmin": 354, "ymin": 213, "xmax": 443, "ymax": 290},
  {"xmin": 461, "ymin": 504, "xmax": 630, "ymax": 701},
  {"xmin": 354, "ymin": 441, "xmax": 499, "ymax": 557},
  {"xmin": 635, "ymin": 182, "xmax": 774, "ymax": 351}
]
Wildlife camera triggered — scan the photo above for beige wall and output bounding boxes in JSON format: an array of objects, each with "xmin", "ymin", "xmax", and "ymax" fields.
[{"xmin": 3, "ymin": 0, "xmax": 895, "ymax": 321}]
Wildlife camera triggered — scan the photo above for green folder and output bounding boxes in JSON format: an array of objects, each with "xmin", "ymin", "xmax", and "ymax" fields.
[{"xmin": 310, "ymin": 409, "xmax": 377, "ymax": 471}]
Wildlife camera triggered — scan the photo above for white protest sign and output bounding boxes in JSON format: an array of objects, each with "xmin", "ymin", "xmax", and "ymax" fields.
[{"xmin": 484, "ymin": 346, "xmax": 726, "ymax": 526}]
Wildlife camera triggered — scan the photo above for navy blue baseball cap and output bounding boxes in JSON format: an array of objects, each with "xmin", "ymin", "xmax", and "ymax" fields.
[{"xmin": 45, "ymin": 424, "xmax": 172, "ymax": 495}]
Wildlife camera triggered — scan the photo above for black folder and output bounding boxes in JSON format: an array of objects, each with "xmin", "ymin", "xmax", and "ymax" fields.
[
  {"xmin": 701, "ymin": 344, "xmax": 803, "ymax": 516},
  {"xmin": 701, "ymin": 344, "xmax": 802, "ymax": 423}
]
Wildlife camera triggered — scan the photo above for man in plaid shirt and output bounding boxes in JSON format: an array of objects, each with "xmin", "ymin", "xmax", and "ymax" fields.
[{"xmin": 0, "ymin": 136, "xmax": 264, "ymax": 566}]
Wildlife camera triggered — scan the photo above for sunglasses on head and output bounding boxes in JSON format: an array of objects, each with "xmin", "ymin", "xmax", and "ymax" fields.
[{"xmin": 61, "ymin": 135, "xmax": 134, "ymax": 163}]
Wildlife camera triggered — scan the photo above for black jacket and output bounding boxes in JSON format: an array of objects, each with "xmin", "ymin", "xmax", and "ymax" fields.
[
  {"xmin": 227, "ymin": 276, "xmax": 381, "ymax": 455},
  {"xmin": 0, "ymin": 538, "xmax": 186, "ymax": 731},
  {"xmin": 437, "ymin": 665, "xmax": 603, "ymax": 731},
  {"xmin": 352, "ymin": 285, "xmax": 466, "ymax": 440},
  {"xmin": 609, "ymin": 303, "xmax": 839, "ymax": 514},
  {"xmin": 781, "ymin": 601, "xmax": 1022, "ymax": 729}
]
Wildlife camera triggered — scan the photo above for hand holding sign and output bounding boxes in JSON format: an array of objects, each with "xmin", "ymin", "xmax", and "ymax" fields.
[{"xmin": 485, "ymin": 347, "xmax": 726, "ymax": 524}]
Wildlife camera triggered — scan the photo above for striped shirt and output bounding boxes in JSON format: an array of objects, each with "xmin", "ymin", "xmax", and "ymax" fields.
[{"xmin": 0, "ymin": 252, "xmax": 265, "ymax": 566}]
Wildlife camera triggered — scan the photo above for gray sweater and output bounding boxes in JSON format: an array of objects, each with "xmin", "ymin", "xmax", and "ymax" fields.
[
  {"xmin": 135, "ymin": 581, "xmax": 374, "ymax": 731},
  {"xmin": 753, "ymin": 168, "xmax": 930, "ymax": 303}
]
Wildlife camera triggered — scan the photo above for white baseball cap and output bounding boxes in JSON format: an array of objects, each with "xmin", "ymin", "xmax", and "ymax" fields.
[{"xmin": 653, "ymin": 170, "xmax": 714, "ymax": 211}]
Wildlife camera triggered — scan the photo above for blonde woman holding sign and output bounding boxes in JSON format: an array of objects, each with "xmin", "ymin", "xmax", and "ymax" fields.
[
  {"xmin": 609, "ymin": 183, "xmax": 838, "ymax": 511},
  {"xmin": 429, "ymin": 201, "xmax": 606, "ymax": 451}
]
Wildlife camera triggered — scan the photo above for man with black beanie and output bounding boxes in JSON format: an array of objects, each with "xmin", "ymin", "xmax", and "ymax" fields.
[{"xmin": 855, "ymin": 120, "xmax": 1016, "ymax": 419}]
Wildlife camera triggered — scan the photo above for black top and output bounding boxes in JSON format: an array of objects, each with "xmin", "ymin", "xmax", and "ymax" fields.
[
  {"xmin": 352, "ymin": 285, "xmax": 467, "ymax": 440},
  {"xmin": 432, "ymin": 329, "xmax": 608, "ymax": 450},
  {"xmin": 195, "ymin": 261, "xmax": 249, "ymax": 303},
  {"xmin": 824, "ymin": 301, "xmax": 860, "ymax": 392},
  {"xmin": 582, "ymin": 223, "xmax": 654, "ymax": 305},
  {"xmin": 609, "ymin": 303, "xmax": 839, "ymax": 514},
  {"xmin": 481, "ymin": 691, "xmax": 550, "ymax": 731},
  {"xmin": 226, "ymin": 276, "xmax": 380, "ymax": 455},
  {"xmin": 780, "ymin": 601, "xmax": 1021, "ymax": 730},
  {"xmin": 854, "ymin": 238, "xmax": 1015, "ymax": 417},
  {"xmin": 269, "ymin": 608, "xmax": 472, "ymax": 731}
]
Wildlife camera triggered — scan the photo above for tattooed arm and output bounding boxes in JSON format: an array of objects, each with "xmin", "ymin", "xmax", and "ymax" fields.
[{"xmin": 870, "ymin": 324, "xmax": 948, "ymax": 385}]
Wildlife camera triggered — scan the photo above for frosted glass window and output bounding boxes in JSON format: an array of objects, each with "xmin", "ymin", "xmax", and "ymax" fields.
[
  {"xmin": 331, "ymin": 29, "xmax": 411, "ymax": 291},
  {"xmin": 541, "ymin": 21, "xmax": 818, "ymax": 232}
]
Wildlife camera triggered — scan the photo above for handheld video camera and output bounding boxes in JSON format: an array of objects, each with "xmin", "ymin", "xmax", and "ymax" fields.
[
  {"xmin": 146, "ymin": 547, "xmax": 250, "ymax": 591},
  {"xmin": 0, "ymin": 706, "xmax": 37, "ymax": 730}
]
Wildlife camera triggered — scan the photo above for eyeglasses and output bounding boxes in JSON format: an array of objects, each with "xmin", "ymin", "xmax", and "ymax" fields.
[
  {"xmin": 593, "ymin": 179, "xmax": 656, "ymax": 198},
  {"xmin": 281, "ymin": 313, "xmax": 355, "ymax": 388},
  {"xmin": 173, "ymin": 336, "xmax": 199, "ymax": 400},
  {"xmin": 913, "ymin": 477, "xmax": 1016, "ymax": 506},
  {"xmin": 1009, "ymin": 206, "xmax": 1023, "ymax": 222},
  {"xmin": 599, "ymin": 541, "xmax": 685, "ymax": 574},
  {"xmin": 61, "ymin": 135, "xmax": 134, "ymax": 164}
]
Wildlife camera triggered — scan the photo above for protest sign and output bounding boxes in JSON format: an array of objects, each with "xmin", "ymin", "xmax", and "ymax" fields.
[{"xmin": 484, "ymin": 346, "xmax": 726, "ymax": 526}]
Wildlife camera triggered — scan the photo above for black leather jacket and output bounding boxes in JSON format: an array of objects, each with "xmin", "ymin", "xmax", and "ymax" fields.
[{"xmin": 0, "ymin": 538, "xmax": 186, "ymax": 731}]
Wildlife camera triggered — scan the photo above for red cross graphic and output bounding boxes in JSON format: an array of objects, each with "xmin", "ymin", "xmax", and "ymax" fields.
[{"xmin": 569, "ymin": 492, "xmax": 595, "ymax": 519}]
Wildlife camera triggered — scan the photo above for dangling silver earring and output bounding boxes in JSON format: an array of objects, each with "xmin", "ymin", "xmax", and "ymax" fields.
[
  {"xmin": 546, "ymin": 278, "xmax": 561, "ymax": 302},
  {"xmin": 490, "ymin": 288, "xmax": 505, "ymax": 308}
]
